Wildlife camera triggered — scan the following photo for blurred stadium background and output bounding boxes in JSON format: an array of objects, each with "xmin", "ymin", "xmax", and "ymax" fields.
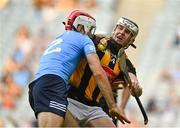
[{"xmin": 0, "ymin": 0, "xmax": 180, "ymax": 127}]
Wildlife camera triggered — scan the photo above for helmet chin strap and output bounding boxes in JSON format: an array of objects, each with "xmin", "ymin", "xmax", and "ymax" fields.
[
  {"xmin": 72, "ymin": 25, "xmax": 78, "ymax": 32},
  {"xmin": 130, "ymin": 44, "xmax": 136, "ymax": 49},
  {"xmin": 124, "ymin": 37, "xmax": 135, "ymax": 49},
  {"xmin": 124, "ymin": 43, "xmax": 136, "ymax": 49}
]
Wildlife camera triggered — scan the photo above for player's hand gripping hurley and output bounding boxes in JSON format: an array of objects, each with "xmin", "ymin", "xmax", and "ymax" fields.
[{"xmin": 117, "ymin": 48, "xmax": 148, "ymax": 125}]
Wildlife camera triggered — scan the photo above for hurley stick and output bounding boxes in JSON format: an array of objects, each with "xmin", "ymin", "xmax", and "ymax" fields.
[{"xmin": 117, "ymin": 48, "xmax": 148, "ymax": 125}]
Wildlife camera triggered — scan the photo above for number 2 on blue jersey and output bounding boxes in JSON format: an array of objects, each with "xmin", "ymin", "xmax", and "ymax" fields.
[{"xmin": 43, "ymin": 38, "xmax": 63, "ymax": 56}]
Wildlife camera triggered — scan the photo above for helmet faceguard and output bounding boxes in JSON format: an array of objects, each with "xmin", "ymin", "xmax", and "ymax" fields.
[
  {"xmin": 116, "ymin": 17, "xmax": 139, "ymax": 38},
  {"xmin": 73, "ymin": 15, "xmax": 96, "ymax": 35},
  {"xmin": 64, "ymin": 9, "xmax": 96, "ymax": 35},
  {"xmin": 114, "ymin": 17, "xmax": 139, "ymax": 49}
]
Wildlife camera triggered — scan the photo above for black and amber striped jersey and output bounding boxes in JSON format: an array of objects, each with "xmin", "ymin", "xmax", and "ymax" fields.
[{"xmin": 68, "ymin": 34, "xmax": 136, "ymax": 106}]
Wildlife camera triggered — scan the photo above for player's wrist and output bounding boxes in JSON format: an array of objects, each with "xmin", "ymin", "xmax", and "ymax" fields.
[{"xmin": 109, "ymin": 106, "xmax": 116, "ymax": 113}]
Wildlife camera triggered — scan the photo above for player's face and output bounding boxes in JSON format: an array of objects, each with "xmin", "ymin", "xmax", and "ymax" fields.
[{"xmin": 112, "ymin": 25, "xmax": 132, "ymax": 47}]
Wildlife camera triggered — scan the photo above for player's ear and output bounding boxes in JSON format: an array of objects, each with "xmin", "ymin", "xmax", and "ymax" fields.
[
  {"xmin": 111, "ymin": 31, "xmax": 115, "ymax": 37},
  {"xmin": 129, "ymin": 36, "xmax": 135, "ymax": 44},
  {"xmin": 77, "ymin": 25, "xmax": 85, "ymax": 34},
  {"xmin": 131, "ymin": 38, "xmax": 135, "ymax": 43},
  {"xmin": 111, "ymin": 27, "xmax": 116, "ymax": 35}
]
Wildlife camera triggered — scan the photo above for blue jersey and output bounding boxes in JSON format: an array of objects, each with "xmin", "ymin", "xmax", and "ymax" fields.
[{"xmin": 35, "ymin": 30, "xmax": 96, "ymax": 83}]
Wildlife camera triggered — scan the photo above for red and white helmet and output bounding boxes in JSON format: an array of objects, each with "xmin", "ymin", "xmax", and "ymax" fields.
[{"xmin": 64, "ymin": 9, "xmax": 96, "ymax": 35}]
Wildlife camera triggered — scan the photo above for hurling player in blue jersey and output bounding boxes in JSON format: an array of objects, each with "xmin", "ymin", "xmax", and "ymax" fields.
[{"xmin": 28, "ymin": 10, "xmax": 130, "ymax": 127}]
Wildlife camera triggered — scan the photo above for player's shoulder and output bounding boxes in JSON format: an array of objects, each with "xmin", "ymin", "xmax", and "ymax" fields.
[
  {"xmin": 92, "ymin": 34, "xmax": 111, "ymax": 45},
  {"xmin": 95, "ymin": 34, "xmax": 111, "ymax": 40}
]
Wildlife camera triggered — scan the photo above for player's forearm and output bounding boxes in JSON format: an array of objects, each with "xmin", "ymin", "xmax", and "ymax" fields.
[
  {"xmin": 87, "ymin": 54, "xmax": 116, "ymax": 109},
  {"xmin": 94, "ymin": 72, "xmax": 116, "ymax": 109},
  {"xmin": 120, "ymin": 86, "xmax": 130, "ymax": 109}
]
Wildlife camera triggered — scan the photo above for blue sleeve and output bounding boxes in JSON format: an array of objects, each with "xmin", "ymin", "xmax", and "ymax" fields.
[{"xmin": 83, "ymin": 37, "xmax": 96, "ymax": 56}]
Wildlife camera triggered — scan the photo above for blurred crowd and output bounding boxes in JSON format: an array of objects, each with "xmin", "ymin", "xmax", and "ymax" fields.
[
  {"xmin": 0, "ymin": 0, "xmax": 180, "ymax": 127},
  {"xmin": 145, "ymin": 62, "xmax": 180, "ymax": 126},
  {"xmin": 33, "ymin": 0, "xmax": 97, "ymax": 23},
  {"xmin": 0, "ymin": 0, "xmax": 99, "ymax": 127}
]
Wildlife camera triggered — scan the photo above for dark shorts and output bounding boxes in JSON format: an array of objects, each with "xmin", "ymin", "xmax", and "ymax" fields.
[{"xmin": 28, "ymin": 74, "xmax": 68, "ymax": 118}]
